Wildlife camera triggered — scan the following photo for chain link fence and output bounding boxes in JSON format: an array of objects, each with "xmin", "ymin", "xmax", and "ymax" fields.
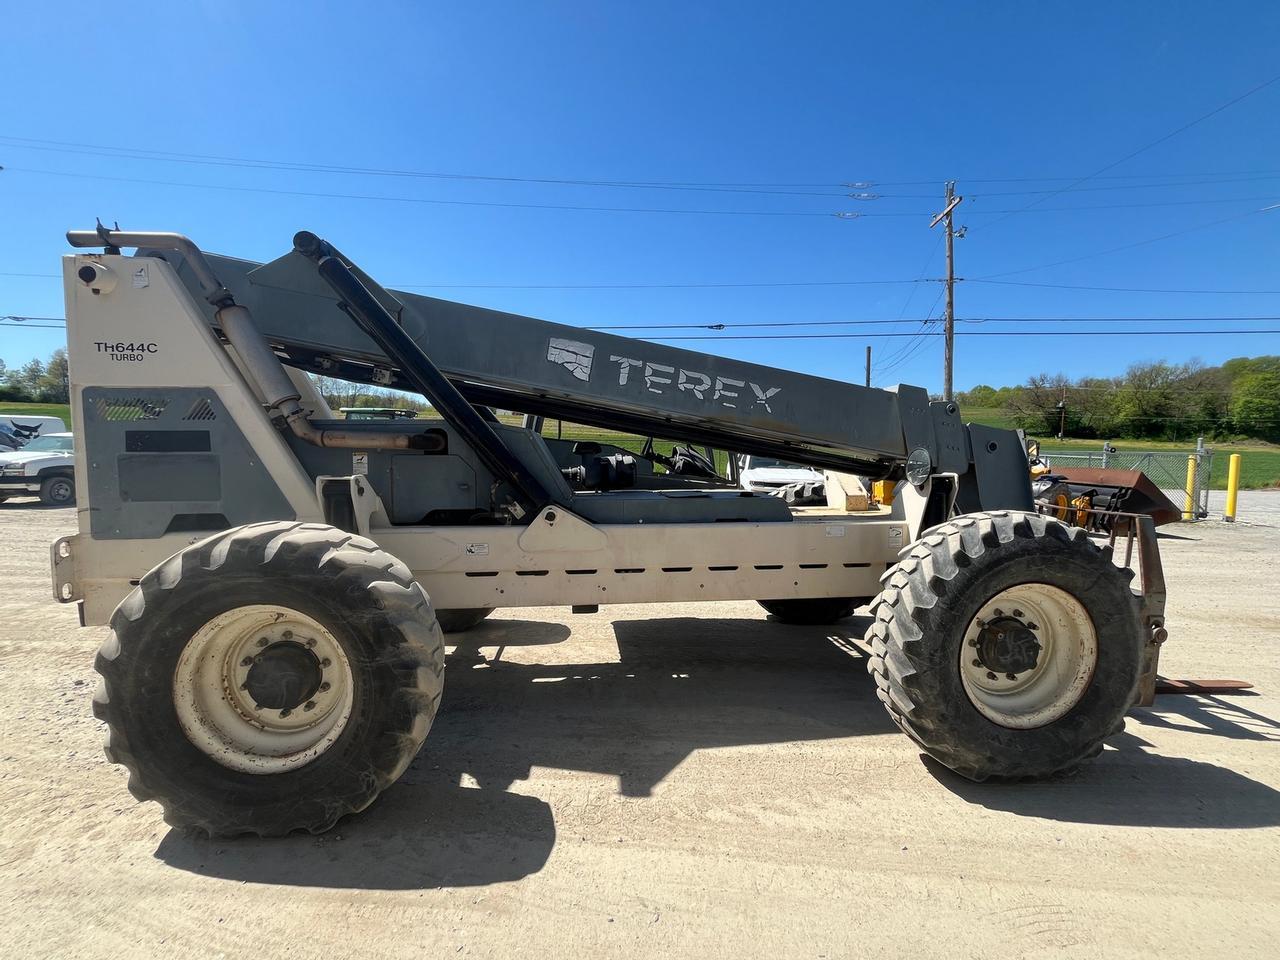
[{"xmin": 1041, "ymin": 442, "xmax": 1215, "ymax": 519}]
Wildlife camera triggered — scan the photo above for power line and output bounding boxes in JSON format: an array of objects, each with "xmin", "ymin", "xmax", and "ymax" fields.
[
  {"xmin": 396, "ymin": 277, "xmax": 933, "ymax": 290},
  {"xmin": 648, "ymin": 329, "xmax": 1280, "ymax": 341},
  {"xmin": 976, "ymin": 71, "xmax": 1280, "ymax": 231},
  {"xmin": 592, "ymin": 316, "xmax": 1280, "ymax": 330},
  {"xmin": 975, "ymin": 203, "xmax": 1280, "ymax": 279},
  {"xmin": 3, "ymin": 167, "xmax": 865, "ymax": 219},
  {"xmin": 7, "ymin": 134, "xmax": 1280, "ymax": 193},
  {"xmin": 966, "ymin": 194, "xmax": 1280, "ymax": 210},
  {"xmin": 10, "ymin": 166, "xmax": 1275, "ymax": 225},
  {"xmin": 8, "ymin": 268, "xmax": 1276, "ymax": 296},
  {"xmin": 864, "ymin": 170, "xmax": 1280, "ymax": 186},
  {"xmin": 968, "ymin": 177, "xmax": 1280, "ymax": 196},
  {"xmin": 13, "ymin": 314, "xmax": 1276, "ymax": 333},
  {"xmin": 970, "ymin": 279, "xmax": 1280, "ymax": 295},
  {"xmin": 875, "ymin": 233, "xmax": 947, "ymax": 376},
  {"xmin": 0, "ymin": 135, "xmax": 855, "ymax": 197}
]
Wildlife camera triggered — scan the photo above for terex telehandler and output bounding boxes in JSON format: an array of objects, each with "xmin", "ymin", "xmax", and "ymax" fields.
[{"xmin": 51, "ymin": 227, "xmax": 1167, "ymax": 837}]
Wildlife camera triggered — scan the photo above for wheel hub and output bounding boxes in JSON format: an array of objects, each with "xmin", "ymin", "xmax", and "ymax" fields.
[
  {"xmin": 959, "ymin": 584, "xmax": 1099, "ymax": 729},
  {"xmin": 243, "ymin": 641, "xmax": 323, "ymax": 711},
  {"xmin": 173, "ymin": 605, "xmax": 354, "ymax": 774},
  {"xmin": 973, "ymin": 616, "xmax": 1041, "ymax": 677}
]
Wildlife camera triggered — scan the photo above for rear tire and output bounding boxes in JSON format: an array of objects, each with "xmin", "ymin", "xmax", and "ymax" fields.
[
  {"xmin": 758, "ymin": 597, "xmax": 868, "ymax": 625},
  {"xmin": 435, "ymin": 607, "xmax": 495, "ymax": 633},
  {"xmin": 865, "ymin": 511, "xmax": 1141, "ymax": 781},
  {"xmin": 93, "ymin": 521, "xmax": 444, "ymax": 837},
  {"xmin": 39, "ymin": 475, "xmax": 75, "ymax": 506}
]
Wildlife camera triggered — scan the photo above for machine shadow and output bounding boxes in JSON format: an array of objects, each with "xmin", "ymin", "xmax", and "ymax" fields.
[
  {"xmin": 158, "ymin": 614, "xmax": 884, "ymax": 889},
  {"xmin": 1132, "ymin": 693, "xmax": 1280, "ymax": 743},
  {"xmin": 155, "ymin": 776, "xmax": 557, "ymax": 890},
  {"xmin": 925, "ymin": 726, "xmax": 1280, "ymax": 829},
  {"xmin": 426, "ymin": 614, "xmax": 890, "ymax": 799}
]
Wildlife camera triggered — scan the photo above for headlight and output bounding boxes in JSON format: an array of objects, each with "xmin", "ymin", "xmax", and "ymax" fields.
[{"xmin": 1, "ymin": 463, "xmax": 28, "ymax": 476}]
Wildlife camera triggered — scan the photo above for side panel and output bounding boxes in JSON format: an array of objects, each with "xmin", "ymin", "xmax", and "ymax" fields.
[
  {"xmin": 61, "ymin": 253, "xmax": 323, "ymax": 537},
  {"xmin": 81, "ymin": 387, "xmax": 295, "ymax": 539},
  {"xmin": 65, "ymin": 511, "xmax": 907, "ymax": 624}
]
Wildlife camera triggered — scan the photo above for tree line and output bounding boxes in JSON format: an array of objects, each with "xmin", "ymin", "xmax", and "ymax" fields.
[
  {"xmin": 0, "ymin": 350, "xmax": 69, "ymax": 403},
  {"xmin": 957, "ymin": 355, "xmax": 1280, "ymax": 442}
]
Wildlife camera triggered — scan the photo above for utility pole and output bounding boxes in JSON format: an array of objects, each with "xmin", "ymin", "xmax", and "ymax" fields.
[
  {"xmin": 930, "ymin": 182, "xmax": 963, "ymax": 400},
  {"xmin": 864, "ymin": 345, "xmax": 871, "ymax": 387}
]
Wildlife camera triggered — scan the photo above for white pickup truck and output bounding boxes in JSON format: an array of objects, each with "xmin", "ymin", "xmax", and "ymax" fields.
[{"xmin": 0, "ymin": 432, "xmax": 76, "ymax": 505}]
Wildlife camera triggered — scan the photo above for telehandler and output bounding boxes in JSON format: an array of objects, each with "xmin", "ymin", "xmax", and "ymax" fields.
[{"xmin": 50, "ymin": 227, "xmax": 1166, "ymax": 837}]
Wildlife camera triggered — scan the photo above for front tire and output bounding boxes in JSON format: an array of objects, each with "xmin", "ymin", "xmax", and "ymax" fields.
[
  {"xmin": 93, "ymin": 521, "xmax": 444, "ymax": 837},
  {"xmin": 866, "ymin": 511, "xmax": 1141, "ymax": 781}
]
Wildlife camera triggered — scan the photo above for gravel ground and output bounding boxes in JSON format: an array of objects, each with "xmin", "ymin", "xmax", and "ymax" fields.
[
  {"xmin": 1155, "ymin": 488, "xmax": 1280, "ymax": 527},
  {"xmin": 1, "ymin": 502, "xmax": 1277, "ymax": 960}
]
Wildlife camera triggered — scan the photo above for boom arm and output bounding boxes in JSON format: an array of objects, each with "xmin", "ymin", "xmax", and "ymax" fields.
[{"xmin": 70, "ymin": 227, "xmax": 1034, "ymax": 510}]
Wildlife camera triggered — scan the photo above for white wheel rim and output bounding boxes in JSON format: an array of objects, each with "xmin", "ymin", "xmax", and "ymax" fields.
[
  {"xmin": 173, "ymin": 605, "xmax": 354, "ymax": 774},
  {"xmin": 959, "ymin": 583, "xmax": 1098, "ymax": 729}
]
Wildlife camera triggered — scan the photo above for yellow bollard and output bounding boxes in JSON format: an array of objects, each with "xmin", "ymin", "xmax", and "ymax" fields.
[
  {"xmin": 1183, "ymin": 455, "xmax": 1197, "ymax": 520},
  {"xmin": 1224, "ymin": 453, "xmax": 1242, "ymax": 522}
]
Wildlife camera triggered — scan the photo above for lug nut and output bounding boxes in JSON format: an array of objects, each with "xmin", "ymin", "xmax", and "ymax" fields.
[
  {"xmin": 319, "ymin": 681, "xmax": 331, "ymax": 692},
  {"xmin": 282, "ymin": 630, "xmax": 293, "ymax": 640},
  {"xmin": 240, "ymin": 656, "xmax": 254, "ymax": 667},
  {"xmin": 986, "ymin": 671, "xmax": 997, "ymax": 681},
  {"xmin": 993, "ymin": 608, "xmax": 1003, "ymax": 617},
  {"xmin": 306, "ymin": 638, "xmax": 316, "ymax": 648},
  {"xmin": 1006, "ymin": 673, "xmax": 1018, "ymax": 681},
  {"xmin": 972, "ymin": 659, "xmax": 982, "ymax": 667},
  {"xmin": 280, "ymin": 708, "xmax": 292, "ymax": 718},
  {"xmin": 1012, "ymin": 609, "xmax": 1024, "ymax": 618},
  {"xmin": 1027, "ymin": 622, "xmax": 1039, "ymax": 631},
  {"xmin": 320, "ymin": 658, "xmax": 331, "ymax": 668},
  {"xmin": 304, "ymin": 701, "xmax": 316, "ymax": 712}
]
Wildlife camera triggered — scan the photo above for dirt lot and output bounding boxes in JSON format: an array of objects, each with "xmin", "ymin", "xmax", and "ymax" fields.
[{"xmin": 2, "ymin": 502, "xmax": 1278, "ymax": 960}]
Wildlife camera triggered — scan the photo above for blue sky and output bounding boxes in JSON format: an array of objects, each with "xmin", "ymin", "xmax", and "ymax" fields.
[{"xmin": 2, "ymin": 2, "xmax": 1278, "ymax": 392}]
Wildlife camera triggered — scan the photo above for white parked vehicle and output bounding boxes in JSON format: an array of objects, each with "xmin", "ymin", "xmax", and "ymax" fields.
[
  {"xmin": 0, "ymin": 432, "xmax": 76, "ymax": 505},
  {"xmin": 0, "ymin": 414, "xmax": 67, "ymax": 441},
  {"xmin": 737, "ymin": 455, "xmax": 823, "ymax": 495}
]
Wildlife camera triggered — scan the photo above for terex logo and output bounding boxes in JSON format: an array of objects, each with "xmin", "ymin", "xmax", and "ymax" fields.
[
  {"xmin": 545, "ymin": 336, "xmax": 782, "ymax": 413},
  {"xmin": 547, "ymin": 337, "xmax": 595, "ymax": 381},
  {"xmin": 609, "ymin": 354, "xmax": 781, "ymax": 414}
]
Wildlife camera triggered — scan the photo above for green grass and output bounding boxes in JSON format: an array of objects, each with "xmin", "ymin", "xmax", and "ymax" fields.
[
  {"xmin": 960, "ymin": 410, "xmax": 1280, "ymax": 490},
  {"xmin": 0, "ymin": 401, "xmax": 72, "ymax": 428},
  {"xmin": 960, "ymin": 406, "xmax": 1019, "ymax": 430},
  {"xmin": 1037, "ymin": 438, "xmax": 1280, "ymax": 490}
]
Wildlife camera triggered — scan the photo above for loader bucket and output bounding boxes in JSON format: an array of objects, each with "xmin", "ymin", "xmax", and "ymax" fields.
[{"xmin": 1050, "ymin": 467, "xmax": 1182, "ymax": 527}]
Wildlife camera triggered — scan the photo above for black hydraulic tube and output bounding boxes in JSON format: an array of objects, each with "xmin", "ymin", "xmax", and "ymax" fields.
[{"xmin": 293, "ymin": 231, "xmax": 554, "ymax": 519}]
